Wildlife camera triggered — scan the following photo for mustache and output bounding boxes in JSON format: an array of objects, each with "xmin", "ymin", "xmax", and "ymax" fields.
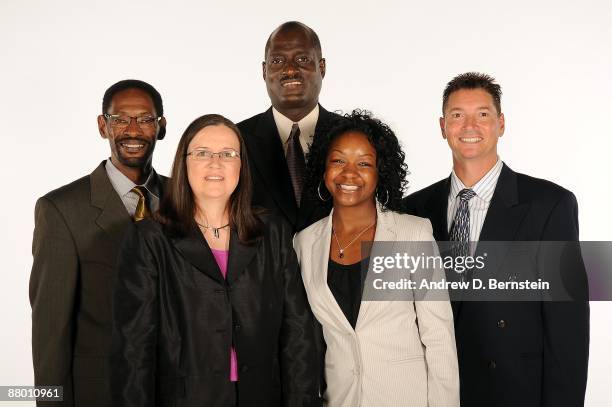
[
  {"xmin": 115, "ymin": 137, "xmax": 151, "ymax": 145},
  {"xmin": 280, "ymin": 74, "xmax": 304, "ymax": 82}
]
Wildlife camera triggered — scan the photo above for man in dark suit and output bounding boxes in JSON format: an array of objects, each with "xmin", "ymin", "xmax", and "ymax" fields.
[
  {"xmin": 29, "ymin": 80, "xmax": 168, "ymax": 407},
  {"xmin": 238, "ymin": 21, "xmax": 336, "ymax": 232},
  {"xmin": 403, "ymin": 72, "xmax": 589, "ymax": 407}
]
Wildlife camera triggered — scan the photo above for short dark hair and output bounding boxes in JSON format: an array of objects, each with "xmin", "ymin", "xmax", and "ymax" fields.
[
  {"xmin": 156, "ymin": 114, "xmax": 263, "ymax": 243},
  {"xmin": 102, "ymin": 79, "xmax": 164, "ymax": 117},
  {"xmin": 264, "ymin": 21, "xmax": 322, "ymax": 59},
  {"xmin": 305, "ymin": 109, "xmax": 409, "ymax": 212},
  {"xmin": 442, "ymin": 72, "xmax": 502, "ymax": 115}
]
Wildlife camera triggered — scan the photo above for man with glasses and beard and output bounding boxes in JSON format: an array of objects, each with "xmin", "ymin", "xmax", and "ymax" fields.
[
  {"xmin": 29, "ymin": 80, "xmax": 168, "ymax": 407},
  {"xmin": 238, "ymin": 21, "xmax": 338, "ymax": 232}
]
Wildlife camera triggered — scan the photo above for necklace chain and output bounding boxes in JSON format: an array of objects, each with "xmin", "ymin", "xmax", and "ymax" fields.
[
  {"xmin": 332, "ymin": 222, "xmax": 375, "ymax": 258},
  {"xmin": 196, "ymin": 221, "xmax": 230, "ymax": 239}
]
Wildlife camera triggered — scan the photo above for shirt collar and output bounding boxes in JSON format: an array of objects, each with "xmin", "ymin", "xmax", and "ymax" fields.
[
  {"xmin": 272, "ymin": 104, "xmax": 319, "ymax": 145},
  {"xmin": 105, "ymin": 158, "xmax": 160, "ymax": 198},
  {"xmin": 450, "ymin": 158, "xmax": 503, "ymax": 203}
]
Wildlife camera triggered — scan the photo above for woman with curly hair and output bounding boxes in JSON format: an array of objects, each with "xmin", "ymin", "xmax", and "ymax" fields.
[{"xmin": 294, "ymin": 110, "xmax": 459, "ymax": 407}]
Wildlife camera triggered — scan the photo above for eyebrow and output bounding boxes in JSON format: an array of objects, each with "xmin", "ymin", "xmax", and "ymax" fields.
[
  {"xmin": 448, "ymin": 106, "xmax": 492, "ymax": 113},
  {"xmin": 113, "ymin": 110, "xmax": 155, "ymax": 116},
  {"xmin": 329, "ymin": 149, "xmax": 375, "ymax": 157}
]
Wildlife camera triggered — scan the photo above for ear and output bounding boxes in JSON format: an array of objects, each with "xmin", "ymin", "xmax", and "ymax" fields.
[
  {"xmin": 319, "ymin": 58, "xmax": 326, "ymax": 79},
  {"xmin": 97, "ymin": 115, "xmax": 108, "ymax": 139},
  {"xmin": 157, "ymin": 117, "xmax": 167, "ymax": 140},
  {"xmin": 439, "ymin": 116, "xmax": 446, "ymax": 139},
  {"xmin": 498, "ymin": 112, "xmax": 505, "ymax": 137},
  {"xmin": 262, "ymin": 61, "xmax": 267, "ymax": 81}
]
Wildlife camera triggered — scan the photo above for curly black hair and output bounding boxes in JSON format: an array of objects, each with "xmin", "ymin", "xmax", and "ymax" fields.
[{"xmin": 305, "ymin": 109, "xmax": 408, "ymax": 212}]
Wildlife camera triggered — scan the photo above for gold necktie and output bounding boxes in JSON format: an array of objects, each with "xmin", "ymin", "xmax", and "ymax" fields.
[{"xmin": 131, "ymin": 186, "xmax": 150, "ymax": 222}]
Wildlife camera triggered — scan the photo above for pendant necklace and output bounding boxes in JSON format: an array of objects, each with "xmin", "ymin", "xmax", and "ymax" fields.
[
  {"xmin": 196, "ymin": 221, "xmax": 229, "ymax": 239},
  {"xmin": 332, "ymin": 222, "xmax": 375, "ymax": 258}
]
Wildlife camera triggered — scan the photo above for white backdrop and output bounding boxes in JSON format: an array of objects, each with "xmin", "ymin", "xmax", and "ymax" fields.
[{"xmin": 1, "ymin": 0, "xmax": 610, "ymax": 405}]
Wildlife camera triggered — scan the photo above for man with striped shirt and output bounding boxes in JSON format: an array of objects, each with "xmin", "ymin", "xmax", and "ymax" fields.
[{"xmin": 403, "ymin": 72, "xmax": 589, "ymax": 407}]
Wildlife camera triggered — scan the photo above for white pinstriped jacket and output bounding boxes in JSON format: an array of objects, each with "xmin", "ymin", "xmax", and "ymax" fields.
[{"xmin": 294, "ymin": 205, "xmax": 460, "ymax": 407}]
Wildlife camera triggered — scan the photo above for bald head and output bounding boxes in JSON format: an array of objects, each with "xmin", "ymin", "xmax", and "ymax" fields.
[{"xmin": 265, "ymin": 21, "xmax": 322, "ymax": 60}]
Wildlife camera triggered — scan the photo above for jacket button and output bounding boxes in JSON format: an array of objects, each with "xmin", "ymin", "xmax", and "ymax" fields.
[
  {"xmin": 241, "ymin": 365, "xmax": 249, "ymax": 372},
  {"xmin": 497, "ymin": 319, "xmax": 506, "ymax": 328},
  {"xmin": 488, "ymin": 360, "xmax": 497, "ymax": 369}
]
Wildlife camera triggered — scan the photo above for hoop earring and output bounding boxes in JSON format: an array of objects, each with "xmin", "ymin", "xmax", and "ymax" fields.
[
  {"xmin": 377, "ymin": 188, "xmax": 389, "ymax": 207},
  {"xmin": 318, "ymin": 181, "xmax": 331, "ymax": 202}
]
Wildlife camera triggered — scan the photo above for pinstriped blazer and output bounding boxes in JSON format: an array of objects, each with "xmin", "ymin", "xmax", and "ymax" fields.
[{"xmin": 294, "ymin": 205, "xmax": 459, "ymax": 407}]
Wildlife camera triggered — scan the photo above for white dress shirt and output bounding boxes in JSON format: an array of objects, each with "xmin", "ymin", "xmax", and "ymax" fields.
[
  {"xmin": 105, "ymin": 159, "xmax": 160, "ymax": 216},
  {"xmin": 272, "ymin": 105, "xmax": 319, "ymax": 157},
  {"xmin": 447, "ymin": 158, "xmax": 503, "ymax": 242}
]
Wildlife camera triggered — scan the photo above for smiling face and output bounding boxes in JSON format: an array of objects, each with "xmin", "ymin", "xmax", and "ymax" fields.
[
  {"xmin": 263, "ymin": 26, "xmax": 325, "ymax": 121},
  {"xmin": 324, "ymin": 131, "xmax": 378, "ymax": 210},
  {"xmin": 440, "ymin": 88, "xmax": 505, "ymax": 167},
  {"xmin": 186, "ymin": 125, "xmax": 241, "ymax": 206},
  {"xmin": 97, "ymin": 88, "xmax": 164, "ymax": 171}
]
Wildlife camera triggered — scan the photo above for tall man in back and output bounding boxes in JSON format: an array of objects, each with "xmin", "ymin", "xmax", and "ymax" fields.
[
  {"xmin": 238, "ymin": 21, "xmax": 337, "ymax": 232},
  {"xmin": 29, "ymin": 80, "xmax": 168, "ymax": 406},
  {"xmin": 403, "ymin": 72, "xmax": 589, "ymax": 407}
]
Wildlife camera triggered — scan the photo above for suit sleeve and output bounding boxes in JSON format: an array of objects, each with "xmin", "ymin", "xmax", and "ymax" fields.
[
  {"xmin": 540, "ymin": 191, "xmax": 589, "ymax": 407},
  {"xmin": 29, "ymin": 197, "xmax": 77, "ymax": 407},
  {"xmin": 413, "ymin": 218, "xmax": 460, "ymax": 407},
  {"xmin": 280, "ymin": 229, "xmax": 322, "ymax": 407},
  {"xmin": 110, "ymin": 224, "xmax": 159, "ymax": 407}
]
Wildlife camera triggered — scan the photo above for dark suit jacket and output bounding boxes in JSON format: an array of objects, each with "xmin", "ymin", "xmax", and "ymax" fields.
[
  {"xmin": 402, "ymin": 163, "xmax": 589, "ymax": 407},
  {"xmin": 29, "ymin": 161, "xmax": 167, "ymax": 407},
  {"xmin": 110, "ymin": 215, "xmax": 321, "ymax": 407},
  {"xmin": 237, "ymin": 106, "xmax": 337, "ymax": 232}
]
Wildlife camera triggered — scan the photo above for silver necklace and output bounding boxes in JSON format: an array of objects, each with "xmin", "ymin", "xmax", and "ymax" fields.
[
  {"xmin": 196, "ymin": 221, "xmax": 229, "ymax": 239},
  {"xmin": 332, "ymin": 222, "xmax": 375, "ymax": 258}
]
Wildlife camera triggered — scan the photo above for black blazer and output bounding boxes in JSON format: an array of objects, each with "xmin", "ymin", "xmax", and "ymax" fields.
[
  {"xmin": 402, "ymin": 163, "xmax": 589, "ymax": 407},
  {"xmin": 237, "ymin": 106, "xmax": 337, "ymax": 232},
  {"xmin": 29, "ymin": 162, "xmax": 167, "ymax": 407},
  {"xmin": 110, "ymin": 215, "xmax": 321, "ymax": 407}
]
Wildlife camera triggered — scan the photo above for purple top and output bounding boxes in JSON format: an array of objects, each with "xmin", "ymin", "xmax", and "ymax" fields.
[{"xmin": 210, "ymin": 249, "xmax": 238, "ymax": 382}]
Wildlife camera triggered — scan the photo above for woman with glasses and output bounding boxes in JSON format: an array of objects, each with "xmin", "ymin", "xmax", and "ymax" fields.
[
  {"xmin": 294, "ymin": 110, "xmax": 459, "ymax": 407},
  {"xmin": 111, "ymin": 114, "xmax": 321, "ymax": 407}
]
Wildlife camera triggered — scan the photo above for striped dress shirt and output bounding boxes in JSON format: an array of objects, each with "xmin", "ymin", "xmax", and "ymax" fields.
[{"xmin": 447, "ymin": 159, "xmax": 503, "ymax": 243}]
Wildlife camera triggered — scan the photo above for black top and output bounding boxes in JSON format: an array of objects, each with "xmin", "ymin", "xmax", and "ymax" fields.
[{"xmin": 327, "ymin": 258, "xmax": 369, "ymax": 329}]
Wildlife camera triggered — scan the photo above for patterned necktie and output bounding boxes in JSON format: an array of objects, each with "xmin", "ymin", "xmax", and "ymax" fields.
[
  {"xmin": 449, "ymin": 188, "xmax": 476, "ymax": 275},
  {"xmin": 286, "ymin": 123, "xmax": 305, "ymax": 206},
  {"xmin": 131, "ymin": 186, "xmax": 150, "ymax": 222}
]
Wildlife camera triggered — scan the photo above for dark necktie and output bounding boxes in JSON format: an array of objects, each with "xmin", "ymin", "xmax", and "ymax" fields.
[
  {"xmin": 131, "ymin": 186, "xmax": 150, "ymax": 222},
  {"xmin": 449, "ymin": 188, "xmax": 476, "ymax": 276},
  {"xmin": 286, "ymin": 123, "xmax": 305, "ymax": 206}
]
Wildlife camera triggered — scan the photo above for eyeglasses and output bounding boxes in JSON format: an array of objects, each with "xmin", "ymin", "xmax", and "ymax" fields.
[
  {"xmin": 186, "ymin": 148, "xmax": 241, "ymax": 162},
  {"xmin": 104, "ymin": 114, "xmax": 161, "ymax": 130}
]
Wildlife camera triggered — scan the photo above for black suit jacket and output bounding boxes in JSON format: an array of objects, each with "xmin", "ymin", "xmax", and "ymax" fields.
[
  {"xmin": 110, "ymin": 214, "xmax": 321, "ymax": 407},
  {"xmin": 402, "ymin": 163, "xmax": 589, "ymax": 407},
  {"xmin": 237, "ymin": 106, "xmax": 337, "ymax": 232},
  {"xmin": 29, "ymin": 161, "xmax": 167, "ymax": 407}
]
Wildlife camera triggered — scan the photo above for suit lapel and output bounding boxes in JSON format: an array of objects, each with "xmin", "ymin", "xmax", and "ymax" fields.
[
  {"xmin": 296, "ymin": 106, "xmax": 334, "ymax": 229},
  {"xmin": 356, "ymin": 205, "xmax": 397, "ymax": 330},
  {"xmin": 226, "ymin": 230, "xmax": 259, "ymax": 286},
  {"xmin": 311, "ymin": 212, "xmax": 356, "ymax": 334},
  {"xmin": 172, "ymin": 225, "xmax": 226, "ymax": 284},
  {"xmin": 90, "ymin": 162, "xmax": 132, "ymax": 246},
  {"xmin": 426, "ymin": 178, "xmax": 451, "ymax": 242},
  {"xmin": 472, "ymin": 164, "xmax": 530, "ymax": 278},
  {"xmin": 248, "ymin": 108, "xmax": 297, "ymax": 223}
]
